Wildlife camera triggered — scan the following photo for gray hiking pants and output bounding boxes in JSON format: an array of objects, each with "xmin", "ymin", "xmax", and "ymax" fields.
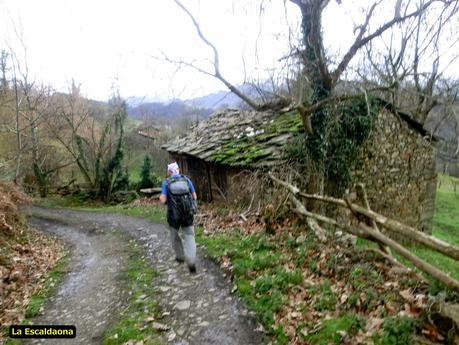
[{"xmin": 169, "ymin": 225, "xmax": 196, "ymax": 266}]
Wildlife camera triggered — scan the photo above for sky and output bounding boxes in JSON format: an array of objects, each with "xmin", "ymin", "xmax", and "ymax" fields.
[
  {"xmin": 0, "ymin": 0, "xmax": 355, "ymax": 102},
  {"xmin": 0, "ymin": 0, "xmax": 456, "ymax": 102},
  {"xmin": 0, "ymin": 0, "xmax": 294, "ymax": 101}
]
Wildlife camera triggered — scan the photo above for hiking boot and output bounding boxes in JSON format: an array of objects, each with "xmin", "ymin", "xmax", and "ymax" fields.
[{"xmin": 188, "ymin": 264, "xmax": 196, "ymax": 274}]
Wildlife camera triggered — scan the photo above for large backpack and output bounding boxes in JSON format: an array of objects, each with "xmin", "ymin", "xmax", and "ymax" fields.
[{"xmin": 166, "ymin": 176, "xmax": 197, "ymax": 221}]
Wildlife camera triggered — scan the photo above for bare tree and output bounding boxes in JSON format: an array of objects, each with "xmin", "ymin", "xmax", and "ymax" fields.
[
  {"xmin": 361, "ymin": 1, "xmax": 459, "ymax": 124},
  {"xmin": 0, "ymin": 45, "xmax": 75, "ymax": 195},
  {"xmin": 47, "ymin": 81, "xmax": 95, "ymax": 186},
  {"xmin": 0, "ymin": 50, "xmax": 8, "ymax": 91},
  {"xmin": 16, "ymin": 66, "xmax": 72, "ymax": 196},
  {"xmin": 48, "ymin": 84, "xmax": 128, "ymax": 200},
  {"xmin": 288, "ymin": 0, "xmax": 458, "ymax": 129}
]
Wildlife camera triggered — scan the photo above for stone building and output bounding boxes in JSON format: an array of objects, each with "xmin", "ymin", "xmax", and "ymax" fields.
[{"xmin": 162, "ymin": 102, "xmax": 437, "ymax": 233}]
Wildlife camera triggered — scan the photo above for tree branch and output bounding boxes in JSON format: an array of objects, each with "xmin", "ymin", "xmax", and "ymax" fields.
[
  {"xmin": 331, "ymin": 0, "xmax": 445, "ymax": 84},
  {"xmin": 173, "ymin": 0, "xmax": 262, "ymax": 111},
  {"xmin": 268, "ymin": 174, "xmax": 459, "ymax": 261}
]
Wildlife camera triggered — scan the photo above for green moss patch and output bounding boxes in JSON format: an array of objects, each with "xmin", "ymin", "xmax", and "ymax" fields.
[{"xmin": 209, "ymin": 111, "xmax": 302, "ymax": 167}]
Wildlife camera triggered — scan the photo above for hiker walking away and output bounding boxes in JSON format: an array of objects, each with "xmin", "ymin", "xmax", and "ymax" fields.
[{"xmin": 160, "ymin": 162, "xmax": 198, "ymax": 273}]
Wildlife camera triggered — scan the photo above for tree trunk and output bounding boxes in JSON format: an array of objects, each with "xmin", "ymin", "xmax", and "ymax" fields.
[
  {"xmin": 33, "ymin": 163, "xmax": 49, "ymax": 198},
  {"xmin": 13, "ymin": 77, "xmax": 22, "ymax": 184},
  {"xmin": 296, "ymin": 1, "xmax": 335, "ymax": 203}
]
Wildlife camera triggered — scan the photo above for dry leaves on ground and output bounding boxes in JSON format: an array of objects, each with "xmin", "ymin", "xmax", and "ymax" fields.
[{"xmin": 0, "ymin": 182, "xmax": 65, "ymax": 343}]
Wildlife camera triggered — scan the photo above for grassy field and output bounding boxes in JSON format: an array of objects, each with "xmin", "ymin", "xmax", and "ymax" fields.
[
  {"xmin": 406, "ymin": 174, "xmax": 459, "ymax": 282},
  {"xmin": 435, "ymin": 174, "xmax": 459, "ymax": 242}
]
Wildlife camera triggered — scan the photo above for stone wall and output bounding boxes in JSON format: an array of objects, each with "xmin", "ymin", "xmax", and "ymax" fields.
[{"xmin": 352, "ymin": 109, "xmax": 437, "ymax": 233}]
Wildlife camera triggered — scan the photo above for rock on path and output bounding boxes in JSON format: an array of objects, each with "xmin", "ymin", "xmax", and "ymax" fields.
[{"xmin": 24, "ymin": 207, "xmax": 266, "ymax": 345}]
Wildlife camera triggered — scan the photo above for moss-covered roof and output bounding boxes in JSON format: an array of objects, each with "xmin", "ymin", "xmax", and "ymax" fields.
[{"xmin": 162, "ymin": 108, "xmax": 303, "ymax": 167}]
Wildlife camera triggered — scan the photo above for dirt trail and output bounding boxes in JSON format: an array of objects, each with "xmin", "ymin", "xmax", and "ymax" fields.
[
  {"xmin": 21, "ymin": 214, "xmax": 131, "ymax": 345},
  {"xmin": 23, "ymin": 206, "xmax": 266, "ymax": 345}
]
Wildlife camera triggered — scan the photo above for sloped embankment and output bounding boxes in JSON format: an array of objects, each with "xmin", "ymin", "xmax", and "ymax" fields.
[{"xmin": 0, "ymin": 183, "xmax": 64, "ymax": 340}]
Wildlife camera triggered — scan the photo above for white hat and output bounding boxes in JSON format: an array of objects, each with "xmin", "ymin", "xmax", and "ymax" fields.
[{"xmin": 167, "ymin": 162, "xmax": 179, "ymax": 175}]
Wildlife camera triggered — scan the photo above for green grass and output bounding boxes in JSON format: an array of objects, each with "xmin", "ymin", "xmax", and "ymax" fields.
[
  {"xmin": 37, "ymin": 194, "xmax": 105, "ymax": 208},
  {"xmin": 373, "ymin": 316, "xmax": 417, "ymax": 345},
  {"xmin": 311, "ymin": 279, "xmax": 338, "ymax": 312},
  {"xmin": 30, "ymin": 198, "xmax": 165, "ymax": 344},
  {"xmin": 194, "ymin": 228, "xmax": 306, "ymax": 341},
  {"xmin": 433, "ymin": 175, "xmax": 459, "ymax": 246},
  {"xmin": 91, "ymin": 205, "xmax": 166, "ymax": 224},
  {"xmin": 4, "ymin": 252, "xmax": 70, "ymax": 345},
  {"xmin": 125, "ymin": 152, "xmax": 144, "ymax": 183},
  {"xmin": 31, "ymin": 197, "xmax": 284, "ymax": 339},
  {"xmin": 35, "ymin": 174, "xmax": 459, "ymax": 344},
  {"xmin": 402, "ymin": 175, "xmax": 459, "ymax": 281},
  {"xmin": 304, "ymin": 313, "xmax": 365, "ymax": 345},
  {"xmin": 37, "ymin": 196, "xmax": 167, "ymax": 224},
  {"xmin": 102, "ymin": 241, "xmax": 162, "ymax": 345}
]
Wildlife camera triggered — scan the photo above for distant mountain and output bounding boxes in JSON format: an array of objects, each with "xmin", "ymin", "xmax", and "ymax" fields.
[
  {"xmin": 125, "ymin": 96, "xmax": 168, "ymax": 107},
  {"xmin": 126, "ymin": 83, "xmax": 277, "ymax": 122},
  {"xmin": 127, "ymin": 99, "xmax": 213, "ymax": 122},
  {"xmin": 185, "ymin": 83, "xmax": 263, "ymax": 109},
  {"xmin": 186, "ymin": 90, "xmax": 245, "ymax": 109}
]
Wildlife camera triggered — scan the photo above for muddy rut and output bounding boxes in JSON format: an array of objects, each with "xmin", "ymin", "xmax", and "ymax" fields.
[{"xmin": 22, "ymin": 206, "xmax": 266, "ymax": 345}]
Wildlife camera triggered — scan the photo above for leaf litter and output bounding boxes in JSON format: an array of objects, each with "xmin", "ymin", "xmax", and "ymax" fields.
[{"xmin": 0, "ymin": 182, "xmax": 65, "ymax": 343}]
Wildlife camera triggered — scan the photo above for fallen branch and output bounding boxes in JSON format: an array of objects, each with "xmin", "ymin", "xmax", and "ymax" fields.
[
  {"xmin": 368, "ymin": 248, "xmax": 427, "ymax": 283},
  {"xmin": 355, "ymin": 183, "xmax": 392, "ymax": 256},
  {"xmin": 289, "ymin": 189, "xmax": 459, "ymax": 261},
  {"xmin": 289, "ymin": 194, "xmax": 366, "ymax": 239},
  {"xmin": 246, "ymin": 193, "xmax": 255, "ymax": 214},
  {"xmin": 139, "ymin": 187, "xmax": 162, "ymax": 194},
  {"xmin": 268, "ymin": 172, "xmax": 300, "ymax": 195},
  {"xmin": 346, "ymin": 197, "xmax": 459, "ymax": 261},
  {"xmin": 290, "ymin": 201, "xmax": 459, "ymax": 290},
  {"xmin": 360, "ymin": 223, "xmax": 459, "ymax": 291},
  {"xmin": 289, "ymin": 194, "xmax": 327, "ymax": 242},
  {"xmin": 213, "ymin": 182, "xmax": 228, "ymax": 203},
  {"xmin": 268, "ymin": 173, "xmax": 459, "ymax": 290}
]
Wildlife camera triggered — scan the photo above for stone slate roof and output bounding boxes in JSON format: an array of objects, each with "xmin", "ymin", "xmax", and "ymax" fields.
[
  {"xmin": 162, "ymin": 99, "xmax": 433, "ymax": 168},
  {"xmin": 162, "ymin": 108, "xmax": 303, "ymax": 167},
  {"xmin": 137, "ymin": 125, "xmax": 161, "ymax": 140}
]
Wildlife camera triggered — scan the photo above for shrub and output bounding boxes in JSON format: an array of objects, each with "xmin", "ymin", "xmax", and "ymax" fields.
[{"xmin": 375, "ymin": 316, "xmax": 416, "ymax": 345}]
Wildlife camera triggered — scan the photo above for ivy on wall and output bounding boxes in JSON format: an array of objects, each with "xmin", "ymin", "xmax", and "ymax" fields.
[{"xmin": 285, "ymin": 96, "xmax": 381, "ymax": 195}]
